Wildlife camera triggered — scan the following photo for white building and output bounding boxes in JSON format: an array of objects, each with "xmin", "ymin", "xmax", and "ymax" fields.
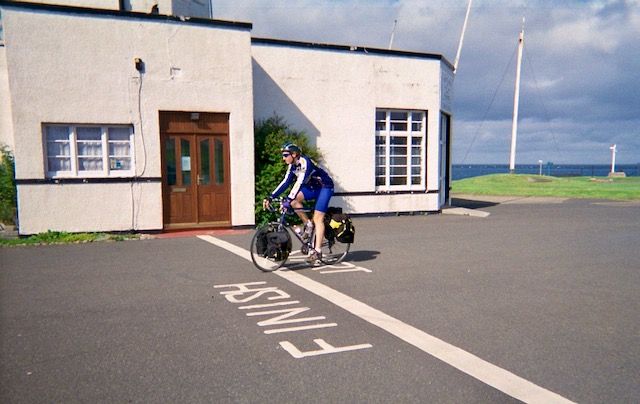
[{"xmin": 0, "ymin": 0, "xmax": 454, "ymax": 235}]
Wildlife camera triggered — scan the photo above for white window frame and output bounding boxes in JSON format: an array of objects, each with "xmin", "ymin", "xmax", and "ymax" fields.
[
  {"xmin": 375, "ymin": 109, "xmax": 427, "ymax": 191},
  {"xmin": 44, "ymin": 124, "xmax": 135, "ymax": 178}
]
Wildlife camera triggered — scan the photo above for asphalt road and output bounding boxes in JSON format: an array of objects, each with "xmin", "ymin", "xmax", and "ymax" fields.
[{"xmin": 1, "ymin": 196, "xmax": 639, "ymax": 403}]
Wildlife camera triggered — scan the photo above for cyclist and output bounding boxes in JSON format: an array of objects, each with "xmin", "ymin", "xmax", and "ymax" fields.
[{"xmin": 263, "ymin": 142, "xmax": 334, "ymax": 263}]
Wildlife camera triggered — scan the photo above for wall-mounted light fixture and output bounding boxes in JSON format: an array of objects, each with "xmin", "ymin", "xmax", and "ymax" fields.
[
  {"xmin": 190, "ymin": 113, "xmax": 200, "ymax": 121},
  {"xmin": 135, "ymin": 58, "xmax": 145, "ymax": 72}
]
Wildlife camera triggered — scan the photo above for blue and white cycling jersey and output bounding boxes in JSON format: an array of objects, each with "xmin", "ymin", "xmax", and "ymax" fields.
[{"xmin": 270, "ymin": 156, "xmax": 334, "ymax": 200}]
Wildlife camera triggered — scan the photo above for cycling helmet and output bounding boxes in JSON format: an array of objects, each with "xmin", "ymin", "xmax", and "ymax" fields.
[{"xmin": 281, "ymin": 142, "xmax": 302, "ymax": 154}]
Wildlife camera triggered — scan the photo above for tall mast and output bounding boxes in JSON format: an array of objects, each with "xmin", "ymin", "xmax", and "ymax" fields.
[
  {"xmin": 509, "ymin": 17, "xmax": 525, "ymax": 174},
  {"xmin": 454, "ymin": 0, "xmax": 473, "ymax": 74},
  {"xmin": 389, "ymin": 19, "xmax": 398, "ymax": 50}
]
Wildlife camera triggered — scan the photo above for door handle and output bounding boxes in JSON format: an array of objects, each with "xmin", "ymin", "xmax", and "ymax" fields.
[{"xmin": 197, "ymin": 174, "xmax": 202, "ymax": 185}]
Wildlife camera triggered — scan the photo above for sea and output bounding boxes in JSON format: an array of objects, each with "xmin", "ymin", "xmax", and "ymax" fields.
[{"xmin": 452, "ymin": 164, "xmax": 640, "ymax": 181}]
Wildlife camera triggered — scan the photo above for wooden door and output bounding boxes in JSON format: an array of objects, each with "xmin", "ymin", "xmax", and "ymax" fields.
[
  {"xmin": 196, "ymin": 135, "xmax": 230, "ymax": 222},
  {"xmin": 160, "ymin": 112, "xmax": 231, "ymax": 228}
]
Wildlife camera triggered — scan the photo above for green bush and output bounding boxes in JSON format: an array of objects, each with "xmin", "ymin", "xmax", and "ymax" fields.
[
  {"xmin": 254, "ymin": 115, "xmax": 322, "ymax": 226},
  {"xmin": 0, "ymin": 144, "xmax": 17, "ymax": 226}
]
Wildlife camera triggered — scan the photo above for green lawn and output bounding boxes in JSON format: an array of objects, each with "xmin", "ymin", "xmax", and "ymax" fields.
[{"xmin": 452, "ymin": 174, "xmax": 640, "ymax": 200}]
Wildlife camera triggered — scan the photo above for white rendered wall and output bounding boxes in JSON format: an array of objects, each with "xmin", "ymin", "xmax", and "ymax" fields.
[
  {"xmin": 11, "ymin": 0, "xmax": 210, "ymax": 17},
  {"xmin": 253, "ymin": 43, "xmax": 450, "ymax": 214},
  {"xmin": 12, "ymin": 0, "xmax": 120, "ymax": 9},
  {"xmin": 0, "ymin": 46, "xmax": 13, "ymax": 150},
  {"xmin": 3, "ymin": 7, "xmax": 255, "ymax": 234}
]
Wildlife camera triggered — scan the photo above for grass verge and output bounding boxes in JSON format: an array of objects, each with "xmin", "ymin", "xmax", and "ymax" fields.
[
  {"xmin": 0, "ymin": 230, "xmax": 141, "ymax": 247},
  {"xmin": 452, "ymin": 174, "xmax": 640, "ymax": 200}
]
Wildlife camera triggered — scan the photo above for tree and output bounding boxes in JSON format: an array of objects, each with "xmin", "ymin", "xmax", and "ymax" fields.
[
  {"xmin": 254, "ymin": 115, "xmax": 322, "ymax": 225},
  {"xmin": 0, "ymin": 144, "xmax": 17, "ymax": 226}
]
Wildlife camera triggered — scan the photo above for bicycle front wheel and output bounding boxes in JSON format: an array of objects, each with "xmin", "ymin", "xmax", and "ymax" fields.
[
  {"xmin": 318, "ymin": 237, "xmax": 350, "ymax": 265},
  {"xmin": 250, "ymin": 224, "xmax": 291, "ymax": 272}
]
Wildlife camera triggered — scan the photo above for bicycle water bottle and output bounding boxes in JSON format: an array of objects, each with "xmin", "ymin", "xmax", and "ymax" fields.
[{"xmin": 293, "ymin": 225, "xmax": 302, "ymax": 236}]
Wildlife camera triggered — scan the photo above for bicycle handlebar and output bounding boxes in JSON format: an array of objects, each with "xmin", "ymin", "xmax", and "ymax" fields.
[{"xmin": 262, "ymin": 197, "xmax": 311, "ymax": 215}]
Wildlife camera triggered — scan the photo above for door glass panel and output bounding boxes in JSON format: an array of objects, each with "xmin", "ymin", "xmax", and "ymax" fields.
[
  {"xmin": 165, "ymin": 139, "xmax": 176, "ymax": 186},
  {"xmin": 215, "ymin": 139, "xmax": 225, "ymax": 185},
  {"xmin": 200, "ymin": 139, "xmax": 211, "ymax": 185},
  {"xmin": 180, "ymin": 138, "xmax": 191, "ymax": 186}
]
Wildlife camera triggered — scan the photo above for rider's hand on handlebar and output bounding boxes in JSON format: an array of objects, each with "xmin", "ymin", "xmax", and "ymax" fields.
[
  {"xmin": 280, "ymin": 198, "xmax": 293, "ymax": 213},
  {"xmin": 262, "ymin": 198, "xmax": 272, "ymax": 210}
]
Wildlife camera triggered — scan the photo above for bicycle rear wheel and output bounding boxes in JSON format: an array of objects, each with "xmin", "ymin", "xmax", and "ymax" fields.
[
  {"xmin": 250, "ymin": 224, "xmax": 291, "ymax": 272},
  {"xmin": 318, "ymin": 236, "xmax": 350, "ymax": 265}
]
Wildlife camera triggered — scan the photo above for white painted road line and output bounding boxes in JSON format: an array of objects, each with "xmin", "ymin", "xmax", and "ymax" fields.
[{"xmin": 199, "ymin": 235, "xmax": 575, "ymax": 404}]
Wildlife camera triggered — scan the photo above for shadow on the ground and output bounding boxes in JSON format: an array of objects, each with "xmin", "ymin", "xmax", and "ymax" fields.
[
  {"xmin": 450, "ymin": 197, "xmax": 500, "ymax": 210},
  {"xmin": 345, "ymin": 250, "xmax": 380, "ymax": 263}
]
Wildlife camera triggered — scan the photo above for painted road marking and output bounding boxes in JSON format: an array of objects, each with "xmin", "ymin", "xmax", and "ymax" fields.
[
  {"xmin": 199, "ymin": 235, "xmax": 575, "ymax": 403},
  {"xmin": 214, "ymin": 280, "xmax": 368, "ymax": 354},
  {"xmin": 280, "ymin": 339, "xmax": 373, "ymax": 359}
]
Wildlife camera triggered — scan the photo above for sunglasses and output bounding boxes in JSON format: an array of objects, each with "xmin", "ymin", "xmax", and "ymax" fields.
[{"xmin": 282, "ymin": 153, "xmax": 291, "ymax": 158}]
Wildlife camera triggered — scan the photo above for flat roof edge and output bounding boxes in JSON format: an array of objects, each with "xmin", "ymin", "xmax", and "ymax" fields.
[
  {"xmin": 0, "ymin": 0, "xmax": 253, "ymax": 30},
  {"xmin": 252, "ymin": 37, "xmax": 454, "ymax": 69}
]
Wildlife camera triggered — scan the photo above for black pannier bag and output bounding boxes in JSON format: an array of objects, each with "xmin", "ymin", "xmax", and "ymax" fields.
[
  {"xmin": 328, "ymin": 213, "xmax": 355, "ymax": 244},
  {"xmin": 255, "ymin": 226, "xmax": 270, "ymax": 256},
  {"xmin": 266, "ymin": 228, "xmax": 291, "ymax": 260}
]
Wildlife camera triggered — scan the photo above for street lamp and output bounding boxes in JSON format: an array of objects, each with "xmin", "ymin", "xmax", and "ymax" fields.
[
  {"xmin": 609, "ymin": 144, "xmax": 617, "ymax": 174},
  {"xmin": 538, "ymin": 160, "xmax": 543, "ymax": 176}
]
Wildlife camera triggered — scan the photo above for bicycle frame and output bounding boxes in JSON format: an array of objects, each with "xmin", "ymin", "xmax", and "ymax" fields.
[
  {"xmin": 250, "ymin": 198, "xmax": 350, "ymax": 272},
  {"xmin": 265, "ymin": 202, "xmax": 316, "ymax": 256}
]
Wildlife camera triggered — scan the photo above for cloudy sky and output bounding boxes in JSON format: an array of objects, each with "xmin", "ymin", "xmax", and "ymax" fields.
[{"xmin": 213, "ymin": 0, "xmax": 639, "ymax": 165}]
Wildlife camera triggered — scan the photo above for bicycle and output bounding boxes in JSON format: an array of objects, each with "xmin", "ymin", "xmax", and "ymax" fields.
[{"xmin": 250, "ymin": 198, "xmax": 351, "ymax": 272}]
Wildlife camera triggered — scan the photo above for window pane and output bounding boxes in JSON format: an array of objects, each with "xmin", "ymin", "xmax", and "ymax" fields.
[
  {"xmin": 181, "ymin": 138, "xmax": 191, "ymax": 186},
  {"xmin": 215, "ymin": 139, "xmax": 224, "ymax": 185},
  {"xmin": 109, "ymin": 142, "xmax": 130, "ymax": 156},
  {"xmin": 390, "ymin": 157, "xmax": 407, "ymax": 166},
  {"xmin": 200, "ymin": 139, "xmax": 211, "ymax": 185},
  {"xmin": 77, "ymin": 142, "xmax": 102, "ymax": 156},
  {"xmin": 390, "ymin": 111, "xmax": 408, "ymax": 121},
  {"xmin": 47, "ymin": 141, "xmax": 69, "ymax": 156},
  {"xmin": 165, "ymin": 139, "xmax": 176, "ymax": 186},
  {"xmin": 48, "ymin": 157, "xmax": 71, "ymax": 171},
  {"xmin": 47, "ymin": 126, "xmax": 70, "ymax": 141},
  {"xmin": 108, "ymin": 127, "xmax": 130, "ymax": 141},
  {"xmin": 391, "ymin": 167, "xmax": 407, "ymax": 176},
  {"xmin": 46, "ymin": 126, "xmax": 71, "ymax": 174},
  {"xmin": 108, "ymin": 127, "xmax": 132, "ymax": 171},
  {"xmin": 76, "ymin": 127, "xmax": 103, "ymax": 170},
  {"xmin": 77, "ymin": 127, "xmax": 101, "ymax": 141},
  {"xmin": 110, "ymin": 157, "xmax": 130, "ymax": 170},
  {"xmin": 375, "ymin": 109, "xmax": 425, "ymax": 190},
  {"xmin": 78, "ymin": 157, "xmax": 103, "ymax": 171},
  {"xmin": 390, "ymin": 137, "xmax": 407, "ymax": 145},
  {"xmin": 390, "ymin": 122, "xmax": 407, "ymax": 131}
]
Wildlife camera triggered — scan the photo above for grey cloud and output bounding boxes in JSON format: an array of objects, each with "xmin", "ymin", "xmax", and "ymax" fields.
[{"xmin": 214, "ymin": 0, "xmax": 640, "ymax": 164}]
